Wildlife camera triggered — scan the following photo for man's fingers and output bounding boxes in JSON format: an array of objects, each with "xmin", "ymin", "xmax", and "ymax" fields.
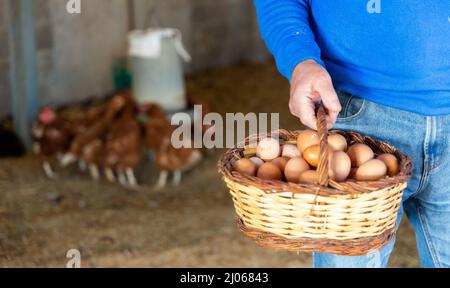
[
  {"xmin": 312, "ymin": 76, "xmax": 341, "ymax": 129},
  {"xmin": 289, "ymin": 61, "xmax": 342, "ymax": 131},
  {"xmin": 290, "ymin": 103, "xmax": 315, "ymax": 129},
  {"xmin": 298, "ymin": 96, "xmax": 318, "ymax": 130},
  {"xmin": 326, "ymin": 110, "xmax": 339, "ymax": 129},
  {"xmin": 315, "ymin": 77, "xmax": 341, "ymax": 113}
]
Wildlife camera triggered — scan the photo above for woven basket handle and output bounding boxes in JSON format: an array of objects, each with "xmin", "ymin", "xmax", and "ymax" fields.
[{"xmin": 316, "ymin": 104, "xmax": 330, "ymax": 186}]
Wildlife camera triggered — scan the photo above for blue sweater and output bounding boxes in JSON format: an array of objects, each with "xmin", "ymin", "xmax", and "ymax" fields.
[{"xmin": 254, "ymin": 0, "xmax": 450, "ymax": 115}]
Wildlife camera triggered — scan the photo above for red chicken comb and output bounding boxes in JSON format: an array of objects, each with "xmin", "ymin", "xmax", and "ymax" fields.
[{"xmin": 39, "ymin": 107, "xmax": 56, "ymax": 125}]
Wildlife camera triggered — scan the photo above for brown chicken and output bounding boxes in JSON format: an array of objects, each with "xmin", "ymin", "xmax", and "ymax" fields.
[
  {"xmin": 144, "ymin": 104, "xmax": 202, "ymax": 189},
  {"xmin": 61, "ymin": 103, "xmax": 106, "ymax": 137},
  {"xmin": 32, "ymin": 107, "xmax": 71, "ymax": 178},
  {"xmin": 104, "ymin": 93, "xmax": 142, "ymax": 188},
  {"xmin": 81, "ymin": 138, "xmax": 104, "ymax": 180},
  {"xmin": 61, "ymin": 94, "xmax": 126, "ymax": 178},
  {"xmin": 59, "ymin": 103, "xmax": 107, "ymax": 172}
]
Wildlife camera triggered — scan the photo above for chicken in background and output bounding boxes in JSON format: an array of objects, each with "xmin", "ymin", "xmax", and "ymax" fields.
[
  {"xmin": 143, "ymin": 104, "xmax": 202, "ymax": 189},
  {"xmin": 60, "ymin": 94, "xmax": 126, "ymax": 179},
  {"xmin": 32, "ymin": 107, "xmax": 71, "ymax": 178},
  {"xmin": 104, "ymin": 93, "xmax": 142, "ymax": 188},
  {"xmin": 81, "ymin": 138, "xmax": 104, "ymax": 180},
  {"xmin": 59, "ymin": 103, "xmax": 107, "ymax": 171},
  {"xmin": 61, "ymin": 103, "xmax": 106, "ymax": 137}
]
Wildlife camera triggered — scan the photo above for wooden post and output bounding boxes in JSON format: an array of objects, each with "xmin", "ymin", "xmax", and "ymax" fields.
[
  {"xmin": 7, "ymin": 0, "xmax": 39, "ymax": 149},
  {"xmin": 127, "ymin": 0, "xmax": 136, "ymax": 31}
]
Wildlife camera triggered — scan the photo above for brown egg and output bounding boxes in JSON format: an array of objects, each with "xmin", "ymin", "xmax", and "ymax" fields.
[
  {"xmin": 303, "ymin": 145, "xmax": 320, "ymax": 167},
  {"xmin": 281, "ymin": 144, "xmax": 301, "ymax": 158},
  {"xmin": 298, "ymin": 170, "xmax": 320, "ymax": 185},
  {"xmin": 257, "ymin": 162, "xmax": 283, "ymax": 181},
  {"xmin": 233, "ymin": 159, "xmax": 257, "ymax": 177},
  {"xmin": 328, "ymin": 134, "xmax": 348, "ymax": 151},
  {"xmin": 353, "ymin": 159, "xmax": 387, "ymax": 181},
  {"xmin": 249, "ymin": 157, "xmax": 264, "ymax": 168},
  {"xmin": 347, "ymin": 143, "xmax": 374, "ymax": 167},
  {"xmin": 284, "ymin": 157, "xmax": 310, "ymax": 183},
  {"xmin": 297, "ymin": 130, "xmax": 319, "ymax": 152},
  {"xmin": 329, "ymin": 151, "xmax": 351, "ymax": 182},
  {"xmin": 271, "ymin": 157, "xmax": 289, "ymax": 171},
  {"xmin": 349, "ymin": 167, "xmax": 358, "ymax": 179},
  {"xmin": 377, "ymin": 153, "xmax": 399, "ymax": 176},
  {"xmin": 256, "ymin": 138, "xmax": 281, "ymax": 161}
]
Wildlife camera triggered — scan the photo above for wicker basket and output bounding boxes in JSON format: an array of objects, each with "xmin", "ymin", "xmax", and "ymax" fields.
[{"xmin": 218, "ymin": 106, "xmax": 412, "ymax": 256}]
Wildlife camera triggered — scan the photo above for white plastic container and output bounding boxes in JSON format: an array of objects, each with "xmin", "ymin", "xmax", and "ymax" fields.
[{"xmin": 128, "ymin": 28, "xmax": 191, "ymax": 112}]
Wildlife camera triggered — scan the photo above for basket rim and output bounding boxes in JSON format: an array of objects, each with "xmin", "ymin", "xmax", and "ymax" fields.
[{"xmin": 218, "ymin": 129, "xmax": 413, "ymax": 196}]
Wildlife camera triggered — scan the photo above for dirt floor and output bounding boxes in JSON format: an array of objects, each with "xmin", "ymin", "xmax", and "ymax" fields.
[{"xmin": 0, "ymin": 62, "xmax": 419, "ymax": 267}]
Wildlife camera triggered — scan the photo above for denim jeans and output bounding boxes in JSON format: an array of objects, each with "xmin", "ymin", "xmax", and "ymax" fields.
[{"xmin": 312, "ymin": 91, "xmax": 450, "ymax": 268}]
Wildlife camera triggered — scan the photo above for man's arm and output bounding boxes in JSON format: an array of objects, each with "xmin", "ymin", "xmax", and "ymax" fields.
[
  {"xmin": 254, "ymin": 0, "xmax": 341, "ymax": 129},
  {"xmin": 254, "ymin": 0, "xmax": 323, "ymax": 80}
]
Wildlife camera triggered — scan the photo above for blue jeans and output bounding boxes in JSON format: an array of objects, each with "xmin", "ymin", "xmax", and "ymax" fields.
[{"xmin": 313, "ymin": 91, "xmax": 450, "ymax": 268}]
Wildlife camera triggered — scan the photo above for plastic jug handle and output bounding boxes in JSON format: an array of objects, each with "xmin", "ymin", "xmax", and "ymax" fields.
[{"xmin": 173, "ymin": 29, "xmax": 192, "ymax": 63}]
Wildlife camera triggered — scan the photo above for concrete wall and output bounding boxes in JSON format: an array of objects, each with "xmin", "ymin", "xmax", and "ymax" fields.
[
  {"xmin": 132, "ymin": 0, "xmax": 269, "ymax": 72},
  {"xmin": 0, "ymin": 0, "xmax": 130, "ymax": 117},
  {"xmin": 42, "ymin": 0, "xmax": 129, "ymax": 107},
  {"xmin": 0, "ymin": 0, "xmax": 269, "ymax": 118}
]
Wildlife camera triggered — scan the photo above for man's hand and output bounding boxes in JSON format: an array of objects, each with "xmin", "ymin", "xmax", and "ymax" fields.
[{"xmin": 289, "ymin": 59, "xmax": 342, "ymax": 130}]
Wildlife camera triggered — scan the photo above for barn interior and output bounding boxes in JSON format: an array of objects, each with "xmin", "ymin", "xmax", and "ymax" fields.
[{"xmin": 0, "ymin": 0, "xmax": 419, "ymax": 267}]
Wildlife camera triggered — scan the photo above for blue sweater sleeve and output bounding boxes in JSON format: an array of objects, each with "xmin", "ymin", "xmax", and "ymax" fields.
[{"xmin": 254, "ymin": 0, "xmax": 324, "ymax": 81}]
